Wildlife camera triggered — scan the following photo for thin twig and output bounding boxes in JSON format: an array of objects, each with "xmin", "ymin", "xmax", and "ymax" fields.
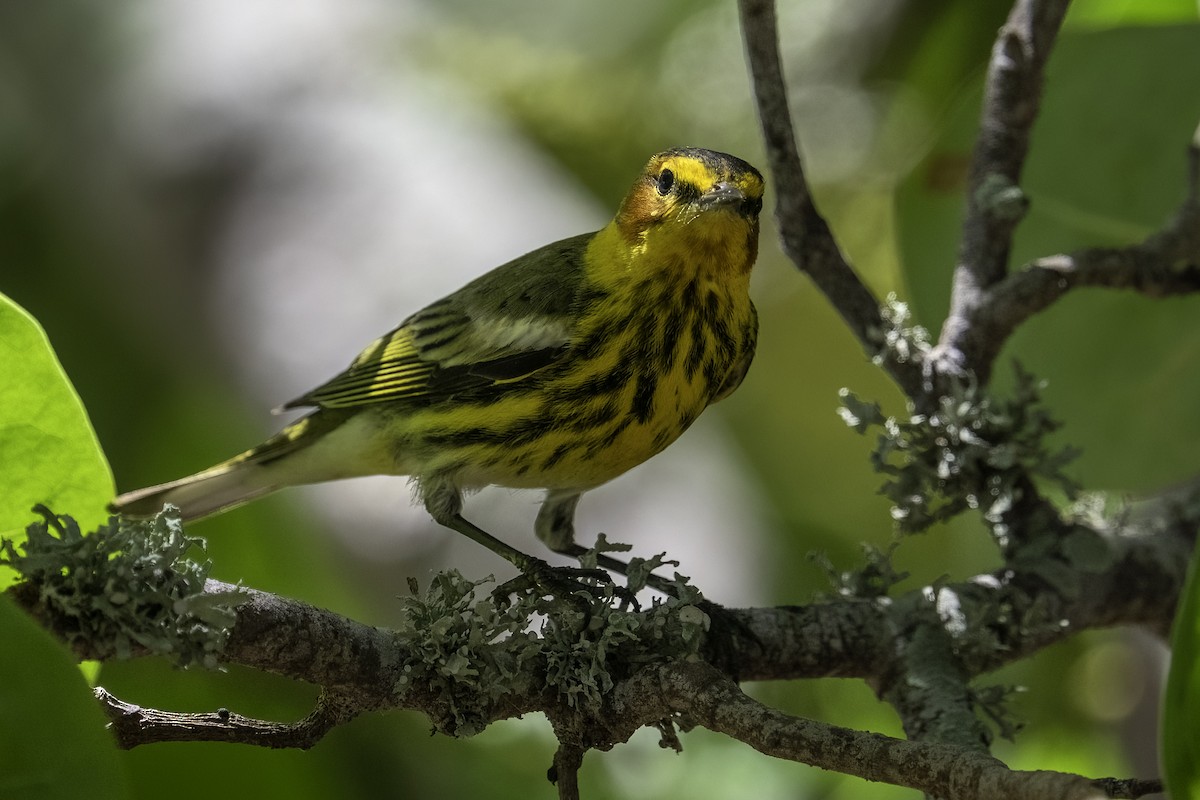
[
  {"xmin": 649, "ymin": 661, "xmax": 1153, "ymax": 800},
  {"xmin": 96, "ymin": 687, "xmax": 358, "ymax": 750},
  {"xmin": 737, "ymin": 0, "xmax": 925, "ymax": 401}
]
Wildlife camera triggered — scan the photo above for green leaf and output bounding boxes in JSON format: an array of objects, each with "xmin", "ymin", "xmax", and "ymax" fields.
[
  {"xmin": 1164, "ymin": 542, "xmax": 1200, "ymax": 798},
  {"xmin": 0, "ymin": 292, "xmax": 113, "ymax": 581},
  {"xmin": 0, "ymin": 594, "xmax": 129, "ymax": 800}
]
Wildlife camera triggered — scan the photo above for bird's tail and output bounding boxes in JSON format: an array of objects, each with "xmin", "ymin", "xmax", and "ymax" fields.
[
  {"xmin": 108, "ymin": 460, "xmax": 278, "ymax": 522},
  {"xmin": 109, "ymin": 416, "xmax": 322, "ymax": 522}
]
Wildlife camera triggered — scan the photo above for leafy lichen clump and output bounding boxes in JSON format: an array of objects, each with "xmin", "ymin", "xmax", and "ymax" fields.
[
  {"xmin": 393, "ymin": 536, "xmax": 707, "ymax": 737},
  {"xmin": 1, "ymin": 505, "xmax": 239, "ymax": 668},
  {"xmin": 872, "ymin": 294, "xmax": 933, "ymax": 366},
  {"xmin": 811, "ymin": 542, "xmax": 910, "ymax": 600},
  {"xmin": 839, "ymin": 363, "xmax": 1079, "ymax": 536}
]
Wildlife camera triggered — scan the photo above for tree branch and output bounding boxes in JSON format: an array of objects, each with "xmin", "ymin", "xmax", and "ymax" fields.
[
  {"xmin": 877, "ymin": 610, "xmax": 994, "ymax": 752},
  {"xmin": 737, "ymin": 0, "xmax": 926, "ymax": 401},
  {"xmin": 96, "ymin": 686, "xmax": 359, "ymax": 750},
  {"xmin": 648, "ymin": 661, "xmax": 1159, "ymax": 800},
  {"xmin": 218, "ymin": 581, "xmax": 402, "ymax": 695},
  {"xmin": 735, "ymin": 473, "xmax": 1199, "ymax": 688},
  {"xmin": 939, "ymin": 0, "xmax": 1072, "ymax": 378},
  {"xmin": 86, "ymin": 646, "xmax": 1165, "ymax": 799},
  {"xmin": 965, "ymin": 141, "xmax": 1200, "ymax": 368},
  {"xmin": 8, "ymin": 465, "xmax": 1192, "ymax": 796}
]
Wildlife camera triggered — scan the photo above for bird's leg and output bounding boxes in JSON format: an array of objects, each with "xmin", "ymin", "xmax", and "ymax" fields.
[
  {"xmin": 537, "ymin": 490, "xmax": 681, "ymax": 597},
  {"xmin": 535, "ymin": 490, "xmax": 582, "ymax": 553},
  {"xmin": 423, "ymin": 484, "xmax": 610, "ymax": 602},
  {"xmin": 536, "ymin": 492, "xmax": 756, "ymax": 660}
]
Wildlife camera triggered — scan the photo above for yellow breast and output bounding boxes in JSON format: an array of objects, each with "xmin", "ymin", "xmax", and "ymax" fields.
[
  {"xmin": 383, "ymin": 180, "xmax": 760, "ymax": 493},
  {"xmin": 434, "ymin": 219, "xmax": 756, "ymax": 491}
]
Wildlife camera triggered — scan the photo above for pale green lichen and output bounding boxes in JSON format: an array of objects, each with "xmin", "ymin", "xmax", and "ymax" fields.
[
  {"xmin": 1, "ymin": 505, "xmax": 239, "ymax": 668},
  {"xmin": 810, "ymin": 543, "xmax": 909, "ymax": 600},
  {"xmin": 393, "ymin": 536, "xmax": 707, "ymax": 737},
  {"xmin": 840, "ymin": 363, "xmax": 1080, "ymax": 536},
  {"xmin": 975, "ymin": 172, "xmax": 1029, "ymax": 222},
  {"xmin": 971, "ymin": 682, "xmax": 1026, "ymax": 743},
  {"xmin": 871, "ymin": 294, "xmax": 933, "ymax": 366}
]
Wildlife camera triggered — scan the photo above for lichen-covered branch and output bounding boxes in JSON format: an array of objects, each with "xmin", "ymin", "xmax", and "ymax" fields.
[
  {"xmin": 87, "ymin": 650, "xmax": 1164, "ymax": 799},
  {"xmin": 645, "ymin": 661, "xmax": 1160, "ymax": 800},
  {"xmin": 6, "ymin": 474, "xmax": 1196, "ymax": 799},
  {"xmin": 741, "ymin": 477, "xmax": 1199, "ymax": 685},
  {"xmin": 737, "ymin": 1, "xmax": 1193, "ymax": 784},
  {"xmin": 876, "ymin": 606, "xmax": 994, "ymax": 753}
]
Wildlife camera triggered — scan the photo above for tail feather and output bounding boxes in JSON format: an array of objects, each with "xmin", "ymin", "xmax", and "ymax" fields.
[
  {"xmin": 109, "ymin": 460, "xmax": 279, "ymax": 522},
  {"xmin": 109, "ymin": 410, "xmax": 374, "ymax": 522},
  {"xmin": 110, "ymin": 416, "xmax": 318, "ymax": 522}
]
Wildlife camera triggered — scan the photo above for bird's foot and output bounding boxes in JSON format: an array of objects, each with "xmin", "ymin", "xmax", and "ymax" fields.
[{"xmin": 493, "ymin": 559, "xmax": 638, "ymax": 610}]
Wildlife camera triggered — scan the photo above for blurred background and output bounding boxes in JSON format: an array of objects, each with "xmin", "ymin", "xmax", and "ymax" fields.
[{"xmin": 2, "ymin": 0, "xmax": 1199, "ymax": 797}]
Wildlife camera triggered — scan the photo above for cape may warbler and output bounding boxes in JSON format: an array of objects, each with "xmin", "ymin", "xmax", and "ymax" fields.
[{"xmin": 111, "ymin": 147, "xmax": 764, "ymax": 587}]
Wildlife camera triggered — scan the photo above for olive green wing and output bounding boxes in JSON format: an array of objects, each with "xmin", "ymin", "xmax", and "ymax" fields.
[{"xmin": 283, "ymin": 232, "xmax": 595, "ymax": 410}]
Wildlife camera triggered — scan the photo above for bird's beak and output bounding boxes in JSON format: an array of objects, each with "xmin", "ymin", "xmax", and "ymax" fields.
[{"xmin": 699, "ymin": 181, "xmax": 747, "ymax": 210}]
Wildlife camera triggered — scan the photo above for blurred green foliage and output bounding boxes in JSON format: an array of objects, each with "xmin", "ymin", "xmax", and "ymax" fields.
[
  {"xmin": 0, "ymin": 594, "xmax": 129, "ymax": 800},
  {"xmin": 1, "ymin": 0, "xmax": 1198, "ymax": 798}
]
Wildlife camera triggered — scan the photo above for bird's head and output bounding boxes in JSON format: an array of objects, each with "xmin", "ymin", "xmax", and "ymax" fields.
[{"xmin": 613, "ymin": 147, "xmax": 764, "ymax": 274}]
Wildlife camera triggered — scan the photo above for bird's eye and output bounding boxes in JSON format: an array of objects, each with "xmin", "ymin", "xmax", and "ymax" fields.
[{"xmin": 656, "ymin": 169, "xmax": 675, "ymax": 196}]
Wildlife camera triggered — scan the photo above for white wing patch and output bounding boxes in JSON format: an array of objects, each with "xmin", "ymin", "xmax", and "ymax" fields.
[{"xmin": 425, "ymin": 314, "xmax": 572, "ymax": 366}]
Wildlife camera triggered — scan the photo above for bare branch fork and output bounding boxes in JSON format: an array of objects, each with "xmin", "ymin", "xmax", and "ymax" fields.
[
  {"xmin": 941, "ymin": 0, "xmax": 1200, "ymax": 381},
  {"xmin": 740, "ymin": 0, "xmax": 1199, "ymax": 393},
  {"xmin": 939, "ymin": 0, "xmax": 1072, "ymax": 379},
  {"xmin": 971, "ymin": 145, "xmax": 1200, "ymax": 369}
]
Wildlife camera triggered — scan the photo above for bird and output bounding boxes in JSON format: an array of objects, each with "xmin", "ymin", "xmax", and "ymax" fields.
[{"xmin": 110, "ymin": 147, "xmax": 764, "ymax": 592}]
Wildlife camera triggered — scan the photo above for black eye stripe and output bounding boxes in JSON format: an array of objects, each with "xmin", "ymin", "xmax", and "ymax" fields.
[
  {"xmin": 674, "ymin": 182, "xmax": 699, "ymax": 204},
  {"xmin": 656, "ymin": 169, "xmax": 675, "ymax": 196}
]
